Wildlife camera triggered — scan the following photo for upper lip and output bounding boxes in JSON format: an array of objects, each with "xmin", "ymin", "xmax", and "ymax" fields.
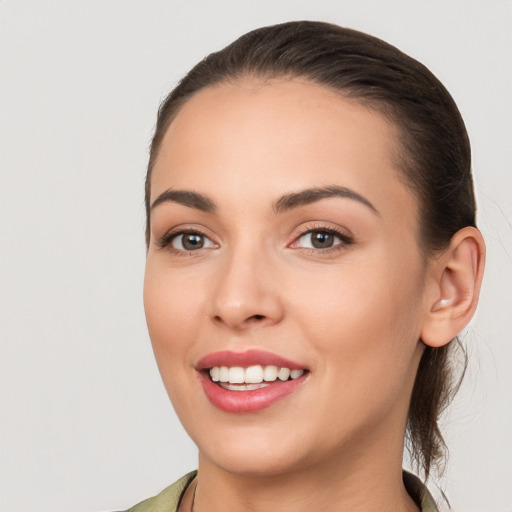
[{"xmin": 196, "ymin": 349, "xmax": 307, "ymax": 371}]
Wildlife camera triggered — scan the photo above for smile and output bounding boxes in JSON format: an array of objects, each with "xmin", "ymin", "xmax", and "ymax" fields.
[
  {"xmin": 197, "ymin": 350, "xmax": 309, "ymax": 412},
  {"xmin": 210, "ymin": 365, "xmax": 305, "ymax": 390}
]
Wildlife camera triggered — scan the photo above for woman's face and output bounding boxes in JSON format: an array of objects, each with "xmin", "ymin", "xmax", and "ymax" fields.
[{"xmin": 144, "ymin": 79, "xmax": 429, "ymax": 476}]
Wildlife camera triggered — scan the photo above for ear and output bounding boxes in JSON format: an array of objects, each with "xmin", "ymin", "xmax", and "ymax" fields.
[{"xmin": 421, "ymin": 227, "xmax": 485, "ymax": 348}]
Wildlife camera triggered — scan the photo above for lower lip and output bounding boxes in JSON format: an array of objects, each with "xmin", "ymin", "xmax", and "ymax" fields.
[{"xmin": 199, "ymin": 372, "xmax": 308, "ymax": 413}]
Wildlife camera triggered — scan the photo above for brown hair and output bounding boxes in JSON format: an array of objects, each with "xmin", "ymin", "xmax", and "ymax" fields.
[{"xmin": 145, "ymin": 20, "xmax": 475, "ymax": 481}]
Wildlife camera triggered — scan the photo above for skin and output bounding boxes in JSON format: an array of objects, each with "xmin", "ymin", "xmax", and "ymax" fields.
[{"xmin": 144, "ymin": 79, "xmax": 483, "ymax": 511}]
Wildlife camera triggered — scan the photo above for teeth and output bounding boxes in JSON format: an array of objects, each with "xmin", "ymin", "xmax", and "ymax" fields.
[
  {"xmin": 219, "ymin": 366, "xmax": 229, "ymax": 382},
  {"xmin": 228, "ymin": 367, "xmax": 245, "ymax": 384},
  {"xmin": 210, "ymin": 367, "xmax": 220, "ymax": 382},
  {"xmin": 278, "ymin": 367, "xmax": 291, "ymax": 381},
  {"xmin": 263, "ymin": 365, "xmax": 278, "ymax": 381},
  {"xmin": 209, "ymin": 365, "xmax": 305, "ymax": 385},
  {"xmin": 220, "ymin": 382, "xmax": 270, "ymax": 391},
  {"xmin": 290, "ymin": 369, "xmax": 304, "ymax": 379},
  {"xmin": 245, "ymin": 365, "xmax": 264, "ymax": 384}
]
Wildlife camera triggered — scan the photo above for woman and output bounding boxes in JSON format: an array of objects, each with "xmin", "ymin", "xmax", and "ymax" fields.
[{"xmin": 128, "ymin": 21, "xmax": 485, "ymax": 512}]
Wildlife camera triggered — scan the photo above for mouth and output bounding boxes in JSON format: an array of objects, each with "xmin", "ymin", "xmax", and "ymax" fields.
[
  {"xmin": 196, "ymin": 350, "xmax": 309, "ymax": 413},
  {"xmin": 208, "ymin": 365, "xmax": 306, "ymax": 391}
]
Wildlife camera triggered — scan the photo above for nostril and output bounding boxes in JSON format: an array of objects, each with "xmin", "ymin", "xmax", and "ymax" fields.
[{"xmin": 212, "ymin": 313, "xmax": 266, "ymax": 328}]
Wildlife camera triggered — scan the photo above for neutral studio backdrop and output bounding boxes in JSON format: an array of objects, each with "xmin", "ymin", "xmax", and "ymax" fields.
[{"xmin": 1, "ymin": 1, "xmax": 511, "ymax": 511}]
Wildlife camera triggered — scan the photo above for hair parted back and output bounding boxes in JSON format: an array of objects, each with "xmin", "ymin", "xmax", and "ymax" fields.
[{"xmin": 145, "ymin": 20, "xmax": 475, "ymax": 481}]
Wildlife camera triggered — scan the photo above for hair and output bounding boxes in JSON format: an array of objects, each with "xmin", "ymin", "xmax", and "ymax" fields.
[{"xmin": 144, "ymin": 20, "xmax": 475, "ymax": 482}]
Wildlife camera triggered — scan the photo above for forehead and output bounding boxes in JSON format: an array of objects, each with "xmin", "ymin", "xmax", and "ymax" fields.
[{"xmin": 151, "ymin": 78, "xmax": 416, "ymax": 223}]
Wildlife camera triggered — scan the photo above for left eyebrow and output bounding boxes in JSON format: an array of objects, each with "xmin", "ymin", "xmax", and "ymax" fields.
[{"xmin": 273, "ymin": 185, "xmax": 379, "ymax": 215}]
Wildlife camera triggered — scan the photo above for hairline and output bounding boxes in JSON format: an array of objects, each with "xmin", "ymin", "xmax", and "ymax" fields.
[{"xmin": 145, "ymin": 72, "xmax": 431, "ymax": 253}]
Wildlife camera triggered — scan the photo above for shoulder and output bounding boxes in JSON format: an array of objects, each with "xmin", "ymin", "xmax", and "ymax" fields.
[{"xmin": 117, "ymin": 471, "xmax": 197, "ymax": 512}]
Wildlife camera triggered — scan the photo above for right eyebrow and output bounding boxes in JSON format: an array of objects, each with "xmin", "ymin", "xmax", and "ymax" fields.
[{"xmin": 150, "ymin": 189, "xmax": 217, "ymax": 213}]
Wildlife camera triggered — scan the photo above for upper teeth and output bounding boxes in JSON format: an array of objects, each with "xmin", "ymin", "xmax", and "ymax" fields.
[{"xmin": 209, "ymin": 365, "xmax": 304, "ymax": 384}]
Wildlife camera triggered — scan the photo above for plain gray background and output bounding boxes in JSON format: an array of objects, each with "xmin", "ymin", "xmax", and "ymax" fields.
[{"xmin": 1, "ymin": 1, "xmax": 511, "ymax": 511}]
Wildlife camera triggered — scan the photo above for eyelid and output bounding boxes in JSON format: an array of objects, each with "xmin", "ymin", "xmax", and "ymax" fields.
[
  {"xmin": 288, "ymin": 223, "xmax": 354, "ymax": 252},
  {"xmin": 154, "ymin": 222, "xmax": 353, "ymax": 255},
  {"xmin": 171, "ymin": 233, "xmax": 217, "ymax": 251},
  {"xmin": 155, "ymin": 225, "xmax": 219, "ymax": 253}
]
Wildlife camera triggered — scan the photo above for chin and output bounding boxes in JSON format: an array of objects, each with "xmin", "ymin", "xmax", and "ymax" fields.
[
  {"xmin": 192, "ymin": 416, "xmax": 342, "ymax": 480},
  {"xmin": 200, "ymin": 442, "xmax": 308, "ymax": 478}
]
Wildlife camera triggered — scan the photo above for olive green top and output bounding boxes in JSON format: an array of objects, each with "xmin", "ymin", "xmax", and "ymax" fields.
[
  {"xmin": 120, "ymin": 470, "xmax": 439, "ymax": 512},
  {"xmin": 120, "ymin": 472, "xmax": 196, "ymax": 512}
]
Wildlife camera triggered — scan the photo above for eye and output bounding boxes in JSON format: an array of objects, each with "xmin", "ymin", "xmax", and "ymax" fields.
[
  {"xmin": 300, "ymin": 231, "xmax": 337, "ymax": 249},
  {"xmin": 291, "ymin": 227, "xmax": 353, "ymax": 251},
  {"xmin": 170, "ymin": 232, "xmax": 216, "ymax": 251},
  {"xmin": 156, "ymin": 229, "xmax": 218, "ymax": 253}
]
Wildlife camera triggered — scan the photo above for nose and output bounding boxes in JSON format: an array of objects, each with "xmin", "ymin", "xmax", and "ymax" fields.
[{"xmin": 209, "ymin": 245, "xmax": 284, "ymax": 331}]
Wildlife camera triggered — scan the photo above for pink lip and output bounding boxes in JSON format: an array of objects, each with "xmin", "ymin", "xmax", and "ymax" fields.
[
  {"xmin": 196, "ymin": 349, "xmax": 306, "ymax": 370},
  {"xmin": 196, "ymin": 349, "xmax": 309, "ymax": 413},
  {"xmin": 199, "ymin": 372, "xmax": 308, "ymax": 413}
]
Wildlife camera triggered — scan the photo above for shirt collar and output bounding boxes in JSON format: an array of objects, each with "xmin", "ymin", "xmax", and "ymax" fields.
[{"xmin": 402, "ymin": 470, "xmax": 440, "ymax": 512}]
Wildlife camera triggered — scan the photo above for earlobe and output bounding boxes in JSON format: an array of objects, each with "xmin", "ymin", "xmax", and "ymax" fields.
[{"xmin": 421, "ymin": 227, "xmax": 485, "ymax": 348}]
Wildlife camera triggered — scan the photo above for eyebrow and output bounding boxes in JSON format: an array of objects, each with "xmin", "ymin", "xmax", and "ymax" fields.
[
  {"xmin": 150, "ymin": 185, "xmax": 378, "ymax": 216},
  {"xmin": 151, "ymin": 189, "xmax": 216, "ymax": 213},
  {"xmin": 273, "ymin": 185, "xmax": 379, "ymax": 215}
]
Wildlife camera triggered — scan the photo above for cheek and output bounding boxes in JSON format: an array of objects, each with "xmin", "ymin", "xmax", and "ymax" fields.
[
  {"xmin": 291, "ymin": 260, "xmax": 422, "ymax": 343},
  {"xmin": 143, "ymin": 261, "xmax": 214, "ymax": 432},
  {"xmin": 288, "ymin": 257, "xmax": 424, "ymax": 412},
  {"xmin": 143, "ymin": 258, "xmax": 205, "ymax": 379}
]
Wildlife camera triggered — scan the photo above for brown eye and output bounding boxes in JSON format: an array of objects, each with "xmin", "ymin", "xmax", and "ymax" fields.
[
  {"xmin": 291, "ymin": 228, "xmax": 353, "ymax": 252},
  {"xmin": 310, "ymin": 231, "xmax": 335, "ymax": 249},
  {"xmin": 298, "ymin": 230, "xmax": 337, "ymax": 249},
  {"xmin": 171, "ymin": 232, "xmax": 215, "ymax": 251}
]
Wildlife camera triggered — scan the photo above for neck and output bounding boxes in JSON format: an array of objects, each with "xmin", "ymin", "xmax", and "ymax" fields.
[{"xmin": 192, "ymin": 436, "xmax": 419, "ymax": 512}]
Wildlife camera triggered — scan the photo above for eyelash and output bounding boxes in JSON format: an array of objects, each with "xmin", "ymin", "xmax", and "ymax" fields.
[
  {"xmin": 292, "ymin": 225, "xmax": 354, "ymax": 255},
  {"xmin": 156, "ymin": 225, "xmax": 354, "ymax": 256},
  {"xmin": 156, "ymin": 228, "xmax": 214, "ymax": 255}
]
